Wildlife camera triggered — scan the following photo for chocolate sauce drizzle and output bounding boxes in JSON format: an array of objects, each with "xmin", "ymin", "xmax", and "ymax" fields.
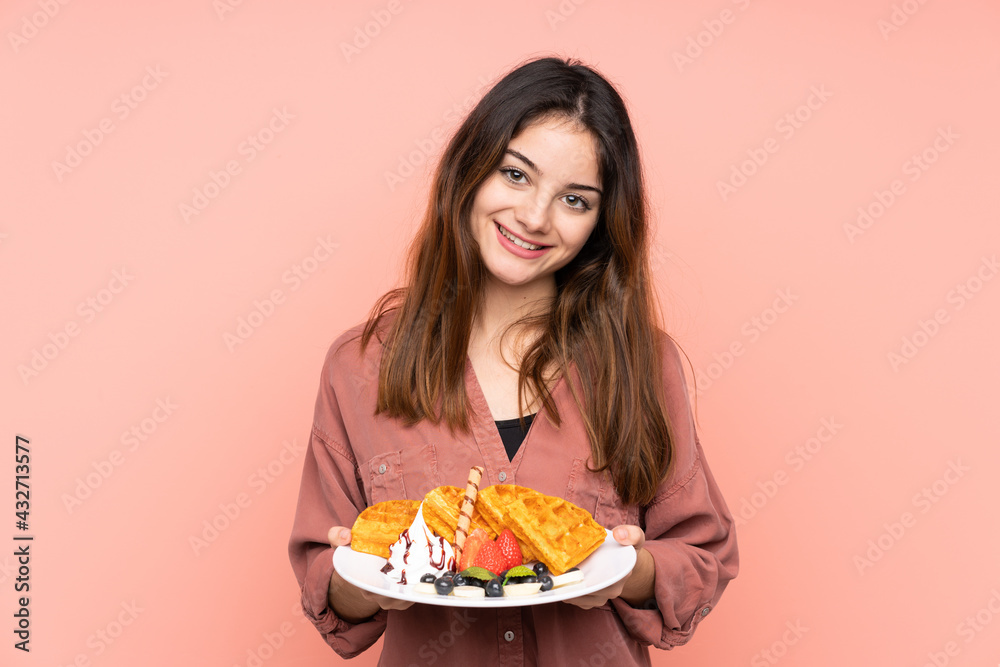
[
  {"xmin": 382, "ymin": 527, "xmax": 451, "ymax": 583},
  {"xmin": 429, "ymin": 536, "xmax": 448, "ymax": 570}
]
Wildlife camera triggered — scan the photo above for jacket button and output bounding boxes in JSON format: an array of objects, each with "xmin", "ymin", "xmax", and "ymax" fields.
[
  {"xmin": 498, "ymin": 471, "xmax": 507, "ymax": 482},
  {"xmin": 378, "ymin": 464, "xmax": 387, "ymax": 474},
  {"xmin": 701, "ymin": 606, "xmax": 711, "ymax": 617},
  {"xmin": 504, "ymin": 630, "xmax": 514, "ymax": 642}
]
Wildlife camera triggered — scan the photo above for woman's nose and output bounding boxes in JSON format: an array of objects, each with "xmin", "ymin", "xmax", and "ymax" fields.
[{"xmin": 514, "ymin": 194, "xmax": 550, "ymax": 234}]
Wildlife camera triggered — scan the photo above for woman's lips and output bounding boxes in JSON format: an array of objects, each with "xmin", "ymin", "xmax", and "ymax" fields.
[{"xmin": 494, "ymin": 222, "xmax": 551, "ymax": 259}]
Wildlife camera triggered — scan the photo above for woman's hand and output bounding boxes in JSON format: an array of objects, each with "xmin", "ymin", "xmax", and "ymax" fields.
[
  {"xmin": 563, "ymin": 525, "xmax": 656, "ymax": 610},
  {"xmin": 327, "ymin": 526, "xmax": 415, "ymax": 622}
]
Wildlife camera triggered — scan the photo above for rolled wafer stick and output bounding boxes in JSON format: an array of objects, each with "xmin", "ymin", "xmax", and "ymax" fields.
[{"xmin": 453, "ymin": 465, "xmax": 484, "ymax": 562}]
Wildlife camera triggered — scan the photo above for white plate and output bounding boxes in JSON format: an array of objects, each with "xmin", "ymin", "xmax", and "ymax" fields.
[{"xmin": 333, "ymin": 529, "xmax": 637, "ymax": 608}]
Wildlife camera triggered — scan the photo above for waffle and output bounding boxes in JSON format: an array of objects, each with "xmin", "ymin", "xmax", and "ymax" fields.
[
  {"xmin": 349, "ymin": 499, "xmax": 420, "ymax": 559},
  {"xmin": 500, "ymin": 491, "xmax": 606, "ymax": 575},
  {"xmin": 422, "ymin": 485, "xmax": 497, "ymax": 545},
  {"xmin": 476, "ymin": 485, "xmax": 542, "ymax": 562}
]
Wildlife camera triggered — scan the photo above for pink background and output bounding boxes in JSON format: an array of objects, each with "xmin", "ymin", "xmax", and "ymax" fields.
[{"xmin": 3, "ymin": 1, "xmax": 999, "ymax": 665}]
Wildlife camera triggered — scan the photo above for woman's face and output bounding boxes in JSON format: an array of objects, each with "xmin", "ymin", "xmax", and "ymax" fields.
[{"xmin": 469, "ymin": 115, "xmax": 602, "ymax": 295}]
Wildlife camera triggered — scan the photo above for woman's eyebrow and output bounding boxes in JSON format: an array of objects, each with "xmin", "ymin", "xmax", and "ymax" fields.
[{"xmin": 505, "ymin": 149, "xmax": 603, "ymax": 197}]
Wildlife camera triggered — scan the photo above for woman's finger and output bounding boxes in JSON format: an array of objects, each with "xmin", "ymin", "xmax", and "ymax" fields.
[
  {"xmin": 327, "ymin": 526, "xmax": 352, "ymax": 547},
  {"xmin": 563, "ymin": 580, "xmax": 624, "ymax": 609},
  {"xmin": 360, "ymin": 590, "xmax": 415, "ymax": 611},
  {"xmin": 612, "ymin": 524, "xmax": 645, "ymax": 549},
  {"xmin": 567, "ymin": 595, "xmax": 601, "ymax": 609}
]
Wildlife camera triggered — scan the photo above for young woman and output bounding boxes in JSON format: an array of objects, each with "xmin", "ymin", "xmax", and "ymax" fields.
[{"xmin": 288, "ymin": 55, "xmax": 739, "ymax": 665}]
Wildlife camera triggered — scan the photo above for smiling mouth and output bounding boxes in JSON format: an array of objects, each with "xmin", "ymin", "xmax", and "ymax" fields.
[{"xmin": 496, "ymin": 222, "xmax": 548, "ymax": 251}]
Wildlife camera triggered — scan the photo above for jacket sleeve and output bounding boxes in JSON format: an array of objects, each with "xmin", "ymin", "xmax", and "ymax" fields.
[
  {"xmin": 609, "ymin": 333, "xmax": 740, "ymax": 649},
  {"xmin": 287, "ymin": 343, "xmax": 387, "ymax": 659}
]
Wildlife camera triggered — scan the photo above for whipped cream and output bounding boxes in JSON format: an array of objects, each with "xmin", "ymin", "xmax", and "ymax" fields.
[{"xmin": 380, "ymin": 503, "xmax": 455, "ymax": 585}]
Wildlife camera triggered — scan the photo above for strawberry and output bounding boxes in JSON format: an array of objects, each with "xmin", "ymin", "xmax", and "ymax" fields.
[
  {"xmin": 471, "ymin": 539, "xmax": 505, "ymax": 575},
  {"xmin": 496, "ymin": 528, "xmax": 522, "ymax": 571},
  {"xmin": 459, "ymin": 528, "xmax": 491, "ymax": 572}
]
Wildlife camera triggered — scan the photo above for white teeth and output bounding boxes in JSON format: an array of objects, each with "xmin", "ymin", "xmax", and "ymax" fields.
[{"xmin": 498, "ymin": 225, "xmax": 543, "ymax": 251}]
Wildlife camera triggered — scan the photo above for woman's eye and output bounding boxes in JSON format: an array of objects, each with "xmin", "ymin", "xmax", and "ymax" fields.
[
  {"xmin": 564, "ymin": 194, "xmax": 591, "ymax": 211},
  {"xmin": 501, "ymin": 167, "xmax": 526, "ymax": 183}
]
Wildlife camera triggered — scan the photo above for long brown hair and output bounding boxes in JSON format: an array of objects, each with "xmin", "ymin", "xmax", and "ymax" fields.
[{"xmin": 347, "ymin": 56, "xmax": 677, "ymax": 506}]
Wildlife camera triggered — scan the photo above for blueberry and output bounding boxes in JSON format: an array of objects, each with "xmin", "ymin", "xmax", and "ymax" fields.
[
  {"xmin": 532, "ymin": 563, "xmax": 549, "ymax": 577},
  {"xmin": 434, "ymin": 578, "xmax": 454, "ymax": 596},
  {"xmin": 465, "ymin": 577, "xmax": 487, "ymax": 589},
  {"xmin": 439, "ymin": 572, "xmax": 455, "ymax": 582},
  {"xmin": 452, "ymin": 574, "xmax": 467, "ymax": 587},
  {"xmin": 419, "ymin": 573, "xmax": 436, "ymax": 584},
  {"xmin": 485, "ymin": 577, "xmax": 503, "ymax": 597},
  {"xmin": 538, "ymin": 575, "xmax": 554, "ymax": 592},
  {"xmin": 507, "ymin": 575, "xmax": 537, "ymax": 584}
]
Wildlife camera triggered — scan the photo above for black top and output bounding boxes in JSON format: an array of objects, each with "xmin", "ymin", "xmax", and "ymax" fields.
[{"xmin": 494, "ymin": 412, "xmax": 536, "ymax": 461}]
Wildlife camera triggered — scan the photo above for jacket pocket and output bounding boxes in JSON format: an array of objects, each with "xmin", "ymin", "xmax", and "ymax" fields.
[
  {"xmin": 565, "ymin": 457, "xmax": 634, "ymax": 529},
  {"xmin": 366, "ymin": 450, "xmax": 406, "ymax": 504},
  {"xmin": 565, "ymin": 457, "xmax": 597, "ymax": 517},
  {"xmin": 596, "ymin": 480, "xmax": 634, "ymax": 529}
]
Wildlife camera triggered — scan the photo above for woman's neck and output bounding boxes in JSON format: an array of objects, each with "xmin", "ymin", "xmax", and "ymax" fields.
[{"xmin": 471, "ymin": 277, "xmax": 555, "ymax": 358}]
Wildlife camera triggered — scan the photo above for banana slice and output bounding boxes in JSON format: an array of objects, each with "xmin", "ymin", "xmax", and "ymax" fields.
[
  {"xmin": 453, "ymin": 585, "xmax": 486, "ymax": 598},
  {"xmin": 503, "ymin": 583, "xmax": 543, "ymax": 596},
  {"xmin": 413, "ymin": 582, "xmax": 438, "ymax": 595},
  {"xmin": 550, "ymin": 570, "xmax": 584, "ymax": 588}
]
